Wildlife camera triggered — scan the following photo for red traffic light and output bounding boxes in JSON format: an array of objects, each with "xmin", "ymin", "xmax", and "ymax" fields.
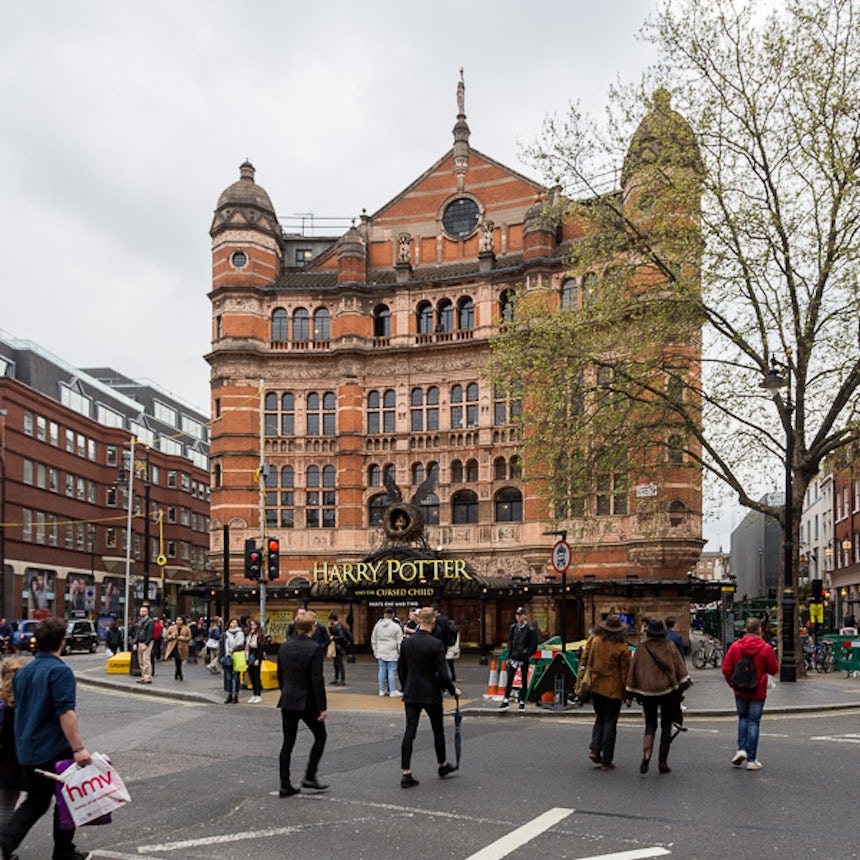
[
  {"xmin": 266, "ymin": 537, "xmax": 280, "ymax": 580},
  {"xmin": 267, "ymin": 539, "xmax": 280, "ymax": 553}
]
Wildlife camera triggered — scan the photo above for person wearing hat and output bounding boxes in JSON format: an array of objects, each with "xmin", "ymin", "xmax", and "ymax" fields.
[
  {"xmin": 499, "ymin": 606, "xmax": 539, "ymax": 710},
  {"xmin": 580, "ymin": 615, "xmax": 631, "ymax": 770},
  {"xmin": 625, "ymin": 618, "xmax": 691, "ymax": 774}
]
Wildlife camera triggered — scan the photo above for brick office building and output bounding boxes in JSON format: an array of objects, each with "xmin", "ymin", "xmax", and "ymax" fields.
[
  {"xmin": 0, "ymin": 335, "xmax": 211, "ymax": 633},
  {"xmin": 207, "ymin": 80, "xmax": 707, "ymax": 648}
]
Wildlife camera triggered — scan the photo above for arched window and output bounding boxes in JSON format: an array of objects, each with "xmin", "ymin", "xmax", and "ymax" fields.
[
  {"xmin": 292, "ymin": 308, "xmax": 310, "ymax": 341},
  {"xmin": 465, "ymin": 383, "xmax": 479, "ymax": 427},
  {"xmin": 437, "ymin": 299, "xmax": 454, "ymax": 332},
  {"xmin": 272, "ymin": 308, "xmax": 289, "ymax": 341},
  {"xmin": 417, "ymin": 302, "xmax": 433, "ymax": 335},
  {"xmin": 412, "ymin": 462, "xmax": 425, "ymax": 484},
  {"xmin": 280, "ymin": 393, "xmax": 295, "ymax": 435},
  {"xmin": 383, "ymin": 464, "xmax": 396, "ymax": 486},
  {"xmin": 306, "ymin": 465, "xmax": 335, "ymax": 528},
  {"xmin": 582, "ymin": 273, "xmax": 598, "ymax": 305},
  {"xmin": 367, "ymin": 391, "xmax": 381, "ymax": 434},
  {"xmin": 451, "ymin": 460, "xmax": 463, "ymax": 483},
  {"xmin": 368, "ymin": 464, "xmax": 381, "ymax": 486},
  {"xmin": 369, "ymin": 493, "xmax": 390, "ymax": 526},
  {"xmin": 457, "ymin": 297, "xmax": 475, "ymax": 330},
  {"xmin": 465, "ymin": 459, "xmax": 478, "ymax": 482},
  {"xmin": 452, "ymin": 489, "xmax": 479, "ymax": 524},
  {"xmin": 322, "ymin": 392, "xmax": 336, "ymax": 435},
  {"xmin": 669, "ymin": 499, "xmax": 687, "ymax": 527},
  {"xmin": 510, "ymin": 456, "xmax": 522, "ymax": 480},
  {"xmin": 499, "ymin": 290, "xmax": 515, "ymax": 323},
  {"xmin": 560, "ymin": 278, "xmax": 578, "ymax": 311},
  {"xmin": 668, "ymin": 434, "xmax": 684, "ymax": 464},
  {"xmin": 411, "ymin": 387, "xmax": 424, "ymax": 431},
  {"xmin": 494, "ymin": 456, "xmax": 507, "ymax": 481},
  {"xmin": 281, "ymin": 466, "xmax": 294, "ymax": 487},
  {"xmin": 374, "ymin": 304, "xmax": 391, "ymax": 337},
  {"xmin": 494, "ymin": 488, "xmax": 523, "ymax": 522},
  {"xmin": 382, "ymin": 389, "xmax": 396, "ymax": 432},
  {"xmin": 451, "ymin": 384, "xmax": 464, "ymax": 429},
  {"xmin": 420, "ymin": 493, "xmax": 440, "ymax": 526},
  {"xmin": 279, "ymin": 466, "xmax": 294, "ymax": 528},
  {"xmin": 313, "ymin": 308, "xmax": 330, "ymax": 340}
]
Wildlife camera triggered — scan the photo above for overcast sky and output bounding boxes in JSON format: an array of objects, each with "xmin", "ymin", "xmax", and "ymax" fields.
[{"xmin": 0, "ymin": 1, "xmax": 735, "ymax": 548}]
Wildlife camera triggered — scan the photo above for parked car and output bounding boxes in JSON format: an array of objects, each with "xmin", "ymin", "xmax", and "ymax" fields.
[
  {"xmin": 61, "ymin": 620, "xmax": 99, "ymax": 654},
  {"xmin": 11, "ymin": 619, "xmax": 37, "ymax": 650}
]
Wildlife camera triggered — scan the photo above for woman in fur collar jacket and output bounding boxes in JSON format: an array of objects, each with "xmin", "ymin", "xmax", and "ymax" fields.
[{"xmin": 626, "ymin": 619, "xmax": 691, "ymax": 775}]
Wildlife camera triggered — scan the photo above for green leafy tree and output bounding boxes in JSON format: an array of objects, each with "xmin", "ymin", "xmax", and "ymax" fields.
[{"xmin": 491, "ymin": 0, "xmax": 860, "ymax": 664}]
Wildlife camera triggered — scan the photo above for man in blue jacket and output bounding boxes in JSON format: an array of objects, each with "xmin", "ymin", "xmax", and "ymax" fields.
[{"xmin": 0, "ymin": 616, "xmax": 92, "ymax": 860}]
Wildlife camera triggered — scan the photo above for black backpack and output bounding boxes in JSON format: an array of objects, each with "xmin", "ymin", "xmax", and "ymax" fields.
[
  {"xmin": 440, "ymin": 618, "xmax": 458, "ymax": 648},
  {"xmin": 730, "ymin": 652, "xmax": 758, "ymax": 691}
]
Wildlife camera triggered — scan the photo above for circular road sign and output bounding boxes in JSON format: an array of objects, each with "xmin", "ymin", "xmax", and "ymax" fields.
[{"xmin": 551, "ymin": 540, "xmax": 571, "ymax": 573}]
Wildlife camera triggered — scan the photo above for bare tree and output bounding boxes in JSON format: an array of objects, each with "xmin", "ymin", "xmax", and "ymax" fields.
[{"xmin": 491, "ymin": 0, "xmax": 860, "ymax": 665}]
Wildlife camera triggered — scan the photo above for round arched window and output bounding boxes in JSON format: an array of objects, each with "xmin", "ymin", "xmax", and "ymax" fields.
[{"xmin": 442, "ymin": 198, "xmax": 480, "ymax": 238}]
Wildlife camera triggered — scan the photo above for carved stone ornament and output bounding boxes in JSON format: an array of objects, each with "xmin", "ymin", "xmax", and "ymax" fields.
[
  {"xmin": 397, "ymin": 233, "xmax": 413, "ymax": 264},
  {"xmin": 479, "ymin": 219, "xmax": 495, "ymax": 254}
]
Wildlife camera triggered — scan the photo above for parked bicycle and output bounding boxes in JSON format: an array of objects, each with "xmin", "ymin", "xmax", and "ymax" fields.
[
  {"xmin": 691, "ymin": 638, "xmax": 724, "ymax": 669},
  {"xmin": 803, "ymin": 639, "xmax": 835, "ymax": 673}
]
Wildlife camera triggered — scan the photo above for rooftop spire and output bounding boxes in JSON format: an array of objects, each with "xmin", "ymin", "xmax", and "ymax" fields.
[{"xmin": 452, "ymin": 68, "xmax": 470, "ymax": 191}]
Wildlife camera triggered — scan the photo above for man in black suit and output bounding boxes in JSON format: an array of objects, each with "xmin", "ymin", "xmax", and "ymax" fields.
[
  {"xmin": 276, "ymin": 613, "xmax": 328, "ymax": 797},
  {"xmin": 398, "ymin": 606, "xmax": 460, "ymax": 788}
]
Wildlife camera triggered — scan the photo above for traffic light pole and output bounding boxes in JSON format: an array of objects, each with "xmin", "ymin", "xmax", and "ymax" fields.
[{"xmin": 258, "ymin": 380, "xmax": 267, "ymax": 631}]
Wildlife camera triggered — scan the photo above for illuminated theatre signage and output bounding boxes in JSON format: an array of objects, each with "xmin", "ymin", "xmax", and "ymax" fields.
[{"xmin": 311, "ymin": 559, "xmax": 473, "ymax": 599}]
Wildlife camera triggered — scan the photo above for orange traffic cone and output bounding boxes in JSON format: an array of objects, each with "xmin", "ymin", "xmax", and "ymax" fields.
[
  {"xmin": 496, "ymin": 663, "xmax": 508, "ymax": 700},
  {"xmin": 484, "ymin": 659, "xmax": 499, "ymax": 698}
]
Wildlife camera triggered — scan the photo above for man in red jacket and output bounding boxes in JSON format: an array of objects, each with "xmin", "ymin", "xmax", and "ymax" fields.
[{"xmin": 722, "ymin": 617, "xmax": 779, "ymax": 771}]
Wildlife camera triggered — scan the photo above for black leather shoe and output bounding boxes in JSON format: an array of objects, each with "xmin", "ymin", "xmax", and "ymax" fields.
[
  {"xmin": 278, "ymin": 785, "xmax": 300, "ymax": 798},
  {"xmin": 301, "ymin": 776, "xmax": 329, "ymax": 791},
  {"xmin": 400, "ymin": 773, "xmax": 419, "ymax": 788},
  {"xmin": 438, "ymin": 763, "xmax": 458, "ymax": 778}
]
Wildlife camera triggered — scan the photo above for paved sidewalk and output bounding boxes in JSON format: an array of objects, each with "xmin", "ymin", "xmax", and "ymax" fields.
[{"xmin": 71, "ymin": 651, "xmax": 860, "ymax": 717}]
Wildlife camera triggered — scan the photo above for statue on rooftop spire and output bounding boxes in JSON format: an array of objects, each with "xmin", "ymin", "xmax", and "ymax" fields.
[{"xmin": 457, "ymin": 68, "xmax": 465, "ymax": 116}]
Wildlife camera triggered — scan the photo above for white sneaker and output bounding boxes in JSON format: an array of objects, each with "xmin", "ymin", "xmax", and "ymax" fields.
[
  {"xmin": 745, "ymin": 759, "xmax": 763, "ymax": 770},
  {"xmin": 731, "ymin": 750, "xmax": 747, "ymax": 767},
  {"xmin": 379, "ymin": 690, "xmax": 388, "ymax": 696},
  {"xmin": 251, "ymin": 696, "xmax": 262, "ymax": 703},
  {"xmin": 390, "ymin": 690, "xmax": 403, "ymax": 697},
  {"xmin": 246, "ymin": 696, "xmax": 256, "ymax": 703}
]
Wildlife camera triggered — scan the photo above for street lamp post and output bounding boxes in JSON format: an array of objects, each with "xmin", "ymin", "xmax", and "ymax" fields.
[
  {"xmin": 760, "ymin": 355, "xmax": 797, "ymax": 682},
  {"xmin": 142, "ymin": 449, "xmax": 151, "ymax": 609}
]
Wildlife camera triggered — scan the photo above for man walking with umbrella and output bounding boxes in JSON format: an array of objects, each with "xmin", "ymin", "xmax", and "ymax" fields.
[{"xmin": 398, "ymin": 607, "xmax": 460, "ymax": 788}]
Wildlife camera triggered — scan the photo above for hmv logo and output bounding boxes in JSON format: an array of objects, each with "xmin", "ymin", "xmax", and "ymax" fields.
[{"xmin": 66, "ymin": 770, "xmax": 113, "ymax": 800}]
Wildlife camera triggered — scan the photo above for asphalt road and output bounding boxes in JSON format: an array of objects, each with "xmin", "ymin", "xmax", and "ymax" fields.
[{"xmin": 13, "ymin": 680, "xmax": 859, "ymax": 860}]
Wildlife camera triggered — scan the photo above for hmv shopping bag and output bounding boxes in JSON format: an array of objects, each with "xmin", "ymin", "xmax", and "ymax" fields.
[{"xmin": 55, "ymin": 753, "xmax": 131, "ymax": 828}]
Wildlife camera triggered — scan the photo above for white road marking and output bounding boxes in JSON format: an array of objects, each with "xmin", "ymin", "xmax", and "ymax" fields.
[
  {"xmin": 811, "ymin": 734, "xmax": 860, "ymax": 744},
  {"xmin": 567, "ymin": 850, "xmax": 671, "ymax": 860},
  {"xmin": 464, "ymin": 807, "xmax": 574, "ymax": 860}
]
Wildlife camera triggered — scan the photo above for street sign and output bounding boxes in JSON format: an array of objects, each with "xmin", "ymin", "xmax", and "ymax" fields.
[
  {"xmin": 84, "ymin": 586, "xmax": 95, "ymax": 611},
  {"xmin": 551, "ymin": 540, "xmax": 571, "ymax": 573},
  {"xmin": 635, "ymin": 482, "xmax": 658, "ymax": 498}
]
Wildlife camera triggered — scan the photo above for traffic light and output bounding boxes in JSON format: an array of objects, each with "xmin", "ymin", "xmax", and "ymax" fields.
[
  {"xmin": 811, "ymin": 579, "xmax": 823, "ymax": 602},
  {"xmin": 267, "ymin": 537, "xmax": 280, "ymax": 580},
  {"xmin": 244, "ymin": 538, "xmax": 262, "ymax": 581}
]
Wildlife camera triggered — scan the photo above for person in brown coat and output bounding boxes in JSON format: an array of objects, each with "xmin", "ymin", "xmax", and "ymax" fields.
[
  {"xmin": 581, "ymin": 615, "xmax": 631, "ymax": 770},
  {"xmin": 163, "ymin": 616, "xmax": 192, "ymax": 682},
  {"xmin": 626, "ymin": 618, "xmax": 691, "ymax": 774}
]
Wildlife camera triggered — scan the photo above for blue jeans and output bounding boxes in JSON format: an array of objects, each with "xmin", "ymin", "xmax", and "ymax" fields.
[
  {"xmin": 735, "ymin": 695, "xmax": 765, "ymax": 760},
  {"xmin": 378, "ymin": 659, "xmax": 398, "ymax": 693},
  {"xmin": 224, "ymin": 666, "xmax": 240, "ymax": 696}
]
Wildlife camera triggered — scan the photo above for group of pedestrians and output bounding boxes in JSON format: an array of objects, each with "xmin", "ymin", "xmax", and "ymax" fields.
[
  {"xmin": 371, "ymin": 605, "xmax": 459, "ymax": 696},
  {"xmin": 276, "ymin": 605, "xmax": 460, "ymax": 796},
  {"xmin": 582, "ymin": 613, "xmax": 779, "ymax": 775}
]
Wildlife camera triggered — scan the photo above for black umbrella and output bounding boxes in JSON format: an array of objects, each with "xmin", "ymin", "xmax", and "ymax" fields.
[{"xmin": 453, "ymin": 695, "xmax": 462, "ymax": 768}]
